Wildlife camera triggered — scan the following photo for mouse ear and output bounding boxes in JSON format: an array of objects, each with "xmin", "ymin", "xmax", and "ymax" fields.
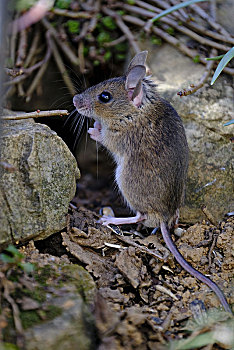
[
  {"xmin": 127, "ymin": 51, "xmax": 148, "ymax": 72},
  {"xmin": 125, "ymin": 65, "xmax": 146, "ymax": 107}
]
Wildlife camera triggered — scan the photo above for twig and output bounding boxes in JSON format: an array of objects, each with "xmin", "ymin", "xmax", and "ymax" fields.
[
  {"xmin": 49, "ymin": 36, "xmax": 76, "ymax": 95},
  {"xmin": 115, "ymin": 233, "xmax": 168, "ymax": 261},
  {"xmin": 16, "ymin": 29, "xmax": 27, "ymax": 67},
  {"xmin": 183, "ymin": 20, "xmax": 234, "ymax": 46},
  {"xmin": 177, "ymin": 49, "xmax": 217, "ymax": 96},
  {"xmin": 87, "ymin": 0, "xmax": 100, "ymax": 33},
  {"xmin": 209, "ymin": 0, "xmax": 216, "ymax": 21},
  {"xmin": 122, "ymin": 4, "xmax": 231, "ymax": 51},
  {"xmin": 123, "ymin": 15, "xmax": 234, "ymax": 76},
  {"xmin": 10, "ymin": 14, "xmax": 18, "ymax": 66},
  {"xmin": 51, "ymin": 8, "xmax": 92, "ymax": 19},
  {"xmin": 4, "ymin": 45, "xmax": 52, "ymax": 86},
  {"xmin": 3, "ymin": 278, "xmax": 23, "ymax": 337},
  {"xmin": 201, "ymin": 205, "xmax": 218, "ymax": 226},
  {"xmin": 169, "ymin": 0, "xmax": 188, "ymax": 20},
  {"xmin": 24, "ymin": 28, "xmax": 40, "ymax": 68},
  {"xmin": 17, "ymin": 83, "xmax": 25, "ymax": 97},
  {"xmin": 190, "ymin": 3, "xmax": 230, "ymax": 37},
  {"xmin": 102, "ymin": 7, "xmax": 141, "ymax": 54},
  {"xmin": 25, "ymin": 58, "xmax": 49, "ymax": 102},
  {"xmin": 155, "ymin": 285, "xmax": 178, "ymax": 300},
  {"xmin": 75, "ymin": 20, "xmax": 89, "ymax": 41},
  {"xmin": 1, "ymin": 109, "xmax": 69, "ymax": 120},
  {"xmin": 143, "ymin": 0, "xmax": 234, "ymax": 45},
  {"xmin": 208, "ymin": 231, "xmax": 218, "ymax": 269},
  {"xmin": 25, "ymin": 37, "xmax": 52, "ymax": 101},
  {"xmin": 5, "ymin": 68, "xmax": 24, "ymax": 77},
  {"xmin": 78, "ymin": 41, "xmax": 86, "ymax": 73},
  {"xmin": 42, "ymin": 18, "xmax": 79, "ymax": 66},
  {"xmin": 75, "ymin": 0, "xmax": 100, "ymax": 41},
  {"xmin": 103, "ymin": 35, "xmax": 126, "ymax": 47}
]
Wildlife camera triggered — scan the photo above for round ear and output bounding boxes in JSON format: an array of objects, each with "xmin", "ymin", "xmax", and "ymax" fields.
[
  {"xmin": 125, "ymin": 65, "xmax": 146, "ymax": 106},
  {"xmin": 126, "ymin": 51, "xmax": 148, "ymax": 73},
  {"xmin": 125, "ymin": 65, "xmax": 146, "ymax": 90}
]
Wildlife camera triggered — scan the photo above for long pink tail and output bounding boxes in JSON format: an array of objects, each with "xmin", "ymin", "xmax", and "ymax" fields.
[{"xmin": 160, "ymin": 222, "xmax": 232, "ymax": 314}]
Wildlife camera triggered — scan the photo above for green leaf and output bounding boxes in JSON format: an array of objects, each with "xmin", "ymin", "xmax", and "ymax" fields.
[
  {"xmin": 5, "ymin": 245, "xmax": 23, "ymax": 259},
  {"xmin": 55, "ymin": 0, "xmax": 71, "ymax": 9},
  {"xmin": 101, "ymin": 16, "xmax": 117, "ymax": 30},
  {"xmin": 172, "ymin": 331, "xmax": 215, "ymax": 350},
  {"xmin": 224, "ymin": 119, "xmax": 234, "ymax": 126},
  {"xmin": 66, "ymin": 20, "xmax": 80, "ymax": 34},
  {"xmin": 0, "ymin": 254, "xmax": 16, "ymax": 264},
  {"xmin": 211, "ymin": 47, "xmax": 234, "ymax": 85},
  {"xmin": 116, "ymin": 43, "xmax": 127, "ymax": 52},
  {"xmin": 0, "ymin": 342, "xmax": 20, "ymax": 350},
  {"xmin": 104, "ymin": 51, "xmax": 112, "ymax": 62},
  {"xmin": 20, "ymin": 262, "xmax": 35, "ymax": 273},
  {"xmin": 205, "ymin": 54, "xmax": 224, "ymax": 61},
  {"xmin": 97, "ymin": 32, "xmax": 111, "ymax": 44},
  {"xmin": 151, "ymin": 36, "xmax": 162, "ymax": 45},
  {"xmin": 193, "ymin": 54, "xmax": 200, "ymax": 63},
  {"xmin": 151, "ymin": 0, "xmax": 209, "ymax": 22}
]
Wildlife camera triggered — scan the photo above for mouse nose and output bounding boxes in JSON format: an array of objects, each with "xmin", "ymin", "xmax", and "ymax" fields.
[{"xmin": 73, "ymin": 94, "xmax": 81, "ymax": 108}]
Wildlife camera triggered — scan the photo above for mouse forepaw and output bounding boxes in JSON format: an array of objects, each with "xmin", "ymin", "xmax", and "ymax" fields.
[{"xmin": 88, "ymin": 127, "xmax": 102, "ymax": 142}]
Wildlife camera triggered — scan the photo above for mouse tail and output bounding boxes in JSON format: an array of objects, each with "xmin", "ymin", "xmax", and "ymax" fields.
[{"xmin": 160, "ymin": 222, "xmax": 232, "ymax": 314}]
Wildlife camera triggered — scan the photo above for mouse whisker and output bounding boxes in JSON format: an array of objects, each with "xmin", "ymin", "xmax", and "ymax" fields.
[{"xmin": 73, "ymin": 114, "xmax": 86, "ymax": 150}]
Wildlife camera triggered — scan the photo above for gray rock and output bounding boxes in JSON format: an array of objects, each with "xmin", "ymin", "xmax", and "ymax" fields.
[
  {"xmin": 146, "ymin": 43, "xmax": 233, "ymax": 223},
  {"xmin": 24, "ymin": 263, "xmax": 96, "ymax": 350},
  {"xmin": 0, "ymin": 118, "xmax": 80, "ymax": 246}
]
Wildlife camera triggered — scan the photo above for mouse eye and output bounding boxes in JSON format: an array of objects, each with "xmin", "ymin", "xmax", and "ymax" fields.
[{"xmin": 98, "ymin": 91, "xmax": 112, "ymax": 103}]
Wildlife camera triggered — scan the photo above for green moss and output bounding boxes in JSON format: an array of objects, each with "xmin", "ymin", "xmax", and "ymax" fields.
[
  {"xmin": 193, "ymin": 54, "xmax": 200, "ymax": 63},
  {"xmin": 46, "ymin": 305, "xmax": 63, "ymax": 321},
  {"xmin": 21, "ymin": 305, "xmax": 62, "ymax": 330},
  {"xmin": 0, "ymin": 342, "xmax": 19, "ymax": 350},
  {"xmin": 21, "ymin": 310, "xmax": 41, "ymax": 329},
  {"xmin": 97, "ymin": 32, "xmax": 111, "ymax": 44},
  {"xmin": 67, "ymin": 20, "xmax": 80, "ymax": 34},
  {"xmin": 55, "ymin": 0, "xmax": 71, "ymax": 9},
  {"xmin": 104, "ymin": 51, "xmax": 112, "ymax": 62},
  {"xmin": 61, "ymin": 265, "xmax": 96, "ymax": 304},
  {"xmin": 101, "ymin": 16, "xmax": 116, "ymax": 30},
  {"xmin": 34, "ymin": 265, "xmax": 58, "ymax": 286},
  {"xmin": 116, "ymin": 43, "xmax": 127, "ymax": 52}
]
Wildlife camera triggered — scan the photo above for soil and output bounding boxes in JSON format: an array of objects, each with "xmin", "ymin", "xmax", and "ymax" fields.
[{"xmin": 33, "ymin": 172, "xmax": 234, "ymax": 350}]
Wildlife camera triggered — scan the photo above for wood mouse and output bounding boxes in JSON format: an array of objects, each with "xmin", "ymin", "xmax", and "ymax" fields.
[{"xmin": 73, "ymin": 51, "xmax": 231, "ymax": 313}]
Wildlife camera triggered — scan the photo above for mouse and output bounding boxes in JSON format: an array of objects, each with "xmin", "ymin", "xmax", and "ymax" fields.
[{"xmin": 73, "ymin": 51, "xmax": 232, "ymax": 313}]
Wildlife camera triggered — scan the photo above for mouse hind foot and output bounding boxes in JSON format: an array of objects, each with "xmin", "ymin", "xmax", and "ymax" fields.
[{"xmin": 99, "ymin": 211, "xmax": 146, "ymax": 226}]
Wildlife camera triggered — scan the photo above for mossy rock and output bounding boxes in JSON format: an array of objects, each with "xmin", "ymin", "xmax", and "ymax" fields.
[{"xmin": 2, "ymin": 262, "xmax": 97, "ymax": 350}]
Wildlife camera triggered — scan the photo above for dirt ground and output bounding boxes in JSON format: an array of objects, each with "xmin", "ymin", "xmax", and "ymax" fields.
[{"xmin": 33, "ymin": 172, "xmax": 234, "ymax": 350}]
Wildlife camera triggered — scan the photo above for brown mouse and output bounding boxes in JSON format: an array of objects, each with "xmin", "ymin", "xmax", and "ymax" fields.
[{"xmin": 73, "ymin": 51, "xmax": 231, "ymax": 313}]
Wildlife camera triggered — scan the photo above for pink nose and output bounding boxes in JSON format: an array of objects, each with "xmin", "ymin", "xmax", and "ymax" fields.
[{"xmin": 73, "ymin": 95, "xmax": 80, "ymax": 108}]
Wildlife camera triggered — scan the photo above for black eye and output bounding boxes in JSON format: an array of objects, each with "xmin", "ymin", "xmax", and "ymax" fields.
[{"xmin": 98, "ymin": 91, "xmax": 112, "ymax": 103}]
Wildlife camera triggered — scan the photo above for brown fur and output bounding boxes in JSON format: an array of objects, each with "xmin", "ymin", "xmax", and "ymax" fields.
[{"xmin": 73, "ymin": 76, "xmax": 189, "ymax": 227}]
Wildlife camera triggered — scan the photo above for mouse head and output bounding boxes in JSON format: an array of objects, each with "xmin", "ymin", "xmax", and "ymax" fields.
[{"xmin": 73, "ymin": 51, "xmax": 148, "ymax": 122}]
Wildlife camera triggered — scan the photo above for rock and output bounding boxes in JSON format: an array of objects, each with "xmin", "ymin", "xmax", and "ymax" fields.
[
  {"xmin": 24, "ymin": 264, "xmax": 96, "ymax": 350},
  {"xmin": 0, "ymin": 118, "xmax": 80, "ymax": 246},
  {"xmin": 145, "ymin": 42, "xmax": 233, "ymax": 223},
  {"xmin": 1, "ymin": 244, "xmax": 97, "ymax": 350},
  {"xmin": 216, "ymin": 0, "xmax": 234, "ymax": 33}
]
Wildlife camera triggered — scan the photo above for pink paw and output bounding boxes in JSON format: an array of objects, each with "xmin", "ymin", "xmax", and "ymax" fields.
[
  {"xmin": 98, "ymin": 212, "xmax": 146, "ymax": 226},
  {"xmin": 88, "ymin": 121, "xmax": 102, "ymax": 142}
]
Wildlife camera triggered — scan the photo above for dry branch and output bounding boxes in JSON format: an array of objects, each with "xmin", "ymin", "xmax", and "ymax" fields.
[
  {"xmin": 1, "ymin": 109, "xmax": 69, "ymax": 120},
  {"xmin": 103, "ymin": 7, "xmax": 141, "ymax": 54}
]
